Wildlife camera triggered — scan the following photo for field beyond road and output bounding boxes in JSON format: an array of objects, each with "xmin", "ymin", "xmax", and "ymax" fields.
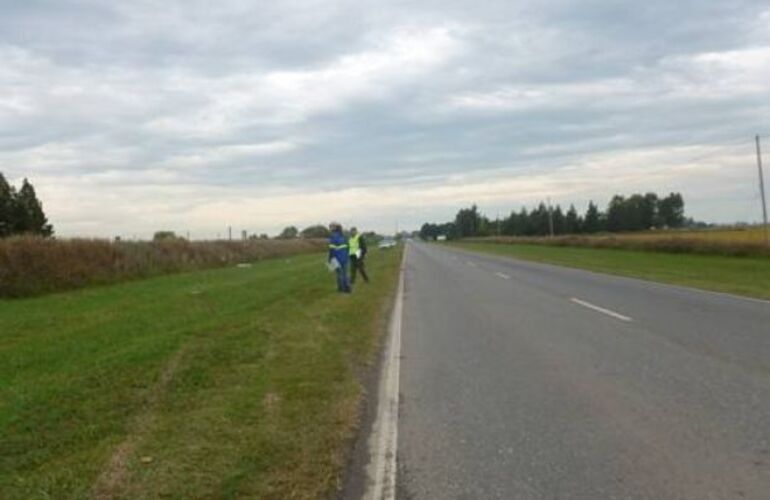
[
  {"xmin": 0, "ymin": 248, "xmax": 401, "ymax": 499},
  {"xmin": 451, "ymin": 242, "xmax": 770, "ymax": 300}
]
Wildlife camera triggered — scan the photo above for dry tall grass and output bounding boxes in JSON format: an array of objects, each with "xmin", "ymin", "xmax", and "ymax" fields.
[
  {"xmin": 606, "ymin": 227, "xmax": 769, "ymax": 243},
  {"xmin": 0, "ymin": 236, "xmax": 326, "ymax": 298},
  {"xmin": 473, "ymin": 229, "xmax": 770, "ymax": 258}
]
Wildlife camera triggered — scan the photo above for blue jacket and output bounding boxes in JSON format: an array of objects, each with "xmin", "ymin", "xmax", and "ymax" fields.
[{"xmin": 328, "ymin": 230, "xmax": 349, "ymax": 265}]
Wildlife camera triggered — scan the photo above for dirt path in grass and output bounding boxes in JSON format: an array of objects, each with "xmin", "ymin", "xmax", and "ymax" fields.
[{"xmin": 90, "ymin": 345, "xmax": 188, "ymax": 499}]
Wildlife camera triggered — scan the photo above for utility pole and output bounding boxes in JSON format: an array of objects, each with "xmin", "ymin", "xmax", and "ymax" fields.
[
  {"xmin": 228, "ymin": 226, "xmax": 232, "ymax": 241},
  {"xmin": 496, "ymin": 210, "xmax": 501, "ymax": 236},
  {"xmin": 547, "ymin": 197, "xmax": 554, "ymax": 238},
  {"xmin": 756, "ymin": 135, "xmax": 769, "ymax": 245}
]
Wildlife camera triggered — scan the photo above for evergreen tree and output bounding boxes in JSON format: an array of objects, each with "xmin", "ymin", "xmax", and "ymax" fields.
[
  {"xmin": 531, "ymin": 202, "xmax": 550, "ymax": 235},
  {"xmin": 13, "ymin": 178, "xmax": 53, "ymax": 236},
  {"xmin": 552, "ymin": 205, "xmax": 566, "ymax": 235},
  {"xmin": 583, "ymin": 201, "xmax": 601, "ymax": 233},
  {"xmin": 501, "ymin": 210, "xmax": 521, "ymax": 236},
  {"xmin": 565, "ymin": 204, "xmax": 581, "ymax": 234},
  {"xmin": 0, "ymin": 173, "xmax": 14, "ymax": 237},
  {"xmin": 518, "ymin": 207, "xmax": 532, "ymax": 235}
]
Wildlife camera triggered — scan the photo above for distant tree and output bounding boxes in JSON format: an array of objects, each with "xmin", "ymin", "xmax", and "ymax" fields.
[
  {"xmin": 420, "ymin": 222, "xmax": 440, "ymax": 240},
  {"xmin": 0, "ymin": 173, "xmax": 14, "ymax": 237},
  {"xmin": 417, "ymin": 191, "xmax": 683, "ymax": 242},
  {"xmin": 300, "ymin": 224, "xmax": 330, "ymax": 239},
  {"xmin": 565, "ymin": 204, "xmax": 581, "ymax": 234},
  {"xmin": 13, "ymin": 178, "xmax": 53, "ymax": 236},
  {"xmin": 530, "ymin": 202, "xmax": 550, "ymax": 236},
  {"xmin": 624, "ymin": 194, "xmax": 647, "ymax": 231},
  {"xmin": 641, "ymin": 192, "xmax": 659, "ymax": 229},
  {"xmin": 517, "ymin": 207, "xmax": 533, "ymax": 236},
  {"xmin": 658, "ymin": 192, "xmax": 685, "ymax": 228},
  {"xmin": 501, "ymin": 210, "xmax": 522, "ymax": 236},
  {"xmin": 454, "ymin": 204, "xmax": 483, "ymax": 237},
  {"xmin": 606, "ymin": 195, "xmax": 627, "ymax": 232},
  {"xmin": 477, "ymin": 214, "xmax": 493, "ymax": 236},
  {"xmin": 259, "ymin": 233, "xmax": 269, "ymax": 239},
  {"xmin": 438, "ymin": 222, "xmax": 458, "ymax": 239},
  {"xmin": 277, "ymin": 226, "xmax": 299, "ymax": 239},
  {"xmin": 153, "ymin": 230, "xmax": 178, "ymax": 241},
  {"xmin": 552, "ymin": 205, "xmax": 566, "ymax": 235},
  {"xmin": 583, "ymin": 201, "xmax": 601, "ymax": 233}
]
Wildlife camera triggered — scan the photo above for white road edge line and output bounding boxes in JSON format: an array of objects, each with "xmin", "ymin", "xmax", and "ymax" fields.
[
  {"xmin": 570, "ymin": 297, "xmax": 633, "ymax": 322},
  {"xmin": 364, "ymin": 246, "xmax": 406, "ymax": 500},
  {"xmin": 495, "ymin": 272, "xmax": 510, "ymax": 280}
]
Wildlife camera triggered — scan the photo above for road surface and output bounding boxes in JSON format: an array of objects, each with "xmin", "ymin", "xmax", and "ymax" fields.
[{"xmin": 395, "ymin": 242, "xmax": 770, "ymax": 499}]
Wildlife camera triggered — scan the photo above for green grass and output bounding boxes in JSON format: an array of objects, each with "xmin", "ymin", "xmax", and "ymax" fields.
[
  {"xmin": 0, "ymin": 249, "xmax": 402, "ymax": 499},
  {"xmin": 452, "ymin": 242, "xmax": 770, "ymax": 300}
]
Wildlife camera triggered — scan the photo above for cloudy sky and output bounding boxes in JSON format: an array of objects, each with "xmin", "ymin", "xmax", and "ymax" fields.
[{"xmin": 1, "ymin": 0, "xmax": 769, "ymax": 238}]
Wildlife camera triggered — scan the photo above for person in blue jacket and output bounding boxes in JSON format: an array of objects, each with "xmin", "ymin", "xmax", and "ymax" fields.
[{"xmin": 328, "ymin": 222, "xmax": 351, "ymax": 293}]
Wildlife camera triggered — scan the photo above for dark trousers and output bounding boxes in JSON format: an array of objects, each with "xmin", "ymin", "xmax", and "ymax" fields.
[
  {"xmin": 335, "ymin": 265, "xmax": 351, "ymax": 293},
  {"xmin": 350, "ymin": 255, "xmax": 369, "ymax": 284}
]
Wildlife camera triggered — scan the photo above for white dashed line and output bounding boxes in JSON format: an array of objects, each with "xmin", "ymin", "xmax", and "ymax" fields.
[
  {"xmin": 570, "ymin": 298, "xmax": 632, "ymax": 322},
  {"xmin": 466, "ymin": 261, "xmax": 477, "ymax": 267},
  {"xmin": 495, "ymin": 272, "xmax": 510, "ymax": 280}
]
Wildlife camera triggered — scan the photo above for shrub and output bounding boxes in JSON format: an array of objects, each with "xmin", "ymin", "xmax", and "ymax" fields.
[{"xmin": 0, "ymin": 236, "xmax": 325, "ymax": 298}]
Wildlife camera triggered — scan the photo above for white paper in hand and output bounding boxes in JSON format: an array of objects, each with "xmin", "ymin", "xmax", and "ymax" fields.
[{"xmin": 326, "ymin": 257, "xmax": 340, "ymax": 272}]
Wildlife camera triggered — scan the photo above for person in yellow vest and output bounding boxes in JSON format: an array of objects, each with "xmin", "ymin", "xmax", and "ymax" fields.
[{"xmin": 348, "ymin": 227, "xmax": 369, "ymax": 285}]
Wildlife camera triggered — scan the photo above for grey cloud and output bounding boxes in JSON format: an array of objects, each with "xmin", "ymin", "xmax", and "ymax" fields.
[{"xmin": 1, "ymin": 0, "xmax": 769, "ymax": 237}]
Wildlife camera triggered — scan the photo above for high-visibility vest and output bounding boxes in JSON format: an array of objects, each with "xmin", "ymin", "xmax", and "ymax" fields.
[{"xmin": 349, "ymin": 234, "xmax": 361, "ymax": 255}]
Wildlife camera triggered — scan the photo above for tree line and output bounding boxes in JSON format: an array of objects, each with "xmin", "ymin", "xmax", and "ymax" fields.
[
  {"xmin": 151, "ymin": 225, "xmax": 383, "ymax": 242},
  {"xmin": 0, "ymin": 173, "xmax": 53, "ymax": 238},
  {"xmin": 276, "ymin": 224, "xmax": 383, "ymax": 242},
  {"xmin": 420, "ymin": 192, "xmax": 686, "ymax": 240}
]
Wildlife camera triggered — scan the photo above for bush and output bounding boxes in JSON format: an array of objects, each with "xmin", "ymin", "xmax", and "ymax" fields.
[{"xmin": 0, "ymin": 236, "xmax": 325, "ymax": 298}]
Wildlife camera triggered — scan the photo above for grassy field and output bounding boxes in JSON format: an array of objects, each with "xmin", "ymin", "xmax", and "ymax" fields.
[
  {"xmin": 474, "ymin": 226, "xmax": 770, "ymax": 258},
  {"xmin": 452, "ymin": 242, "xmax": 770, "ymax": 300},
  {"xmin": 0, "ymin": 248, "xmax": 401, "ymax": 499},
  {"xmin": 617, "ymin": 226, "xmax": 768, "ymax": 243}
]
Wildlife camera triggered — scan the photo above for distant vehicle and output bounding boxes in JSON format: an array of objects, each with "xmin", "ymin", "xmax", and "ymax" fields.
[
  {"xmin": 436, "ymin": 235, "xmax": 447, "ymax": 241},
  {"xmin": 378, "ymin": 238, "xmax": 397, "ymax": 249}
]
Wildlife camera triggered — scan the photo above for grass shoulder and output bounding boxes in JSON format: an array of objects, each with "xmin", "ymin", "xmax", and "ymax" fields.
[
  {"xmin": 0, "ymin": 248, "xmax": 402, "ymax": 499},
  {"xmin": 450, "ymin": 241, "xmax": 770, "ymax": 300}
]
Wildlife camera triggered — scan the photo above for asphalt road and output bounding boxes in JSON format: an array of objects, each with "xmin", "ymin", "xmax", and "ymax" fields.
[{"xmin": 397, "ymin": 242, "xmax": 770, "ymax": 500}]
